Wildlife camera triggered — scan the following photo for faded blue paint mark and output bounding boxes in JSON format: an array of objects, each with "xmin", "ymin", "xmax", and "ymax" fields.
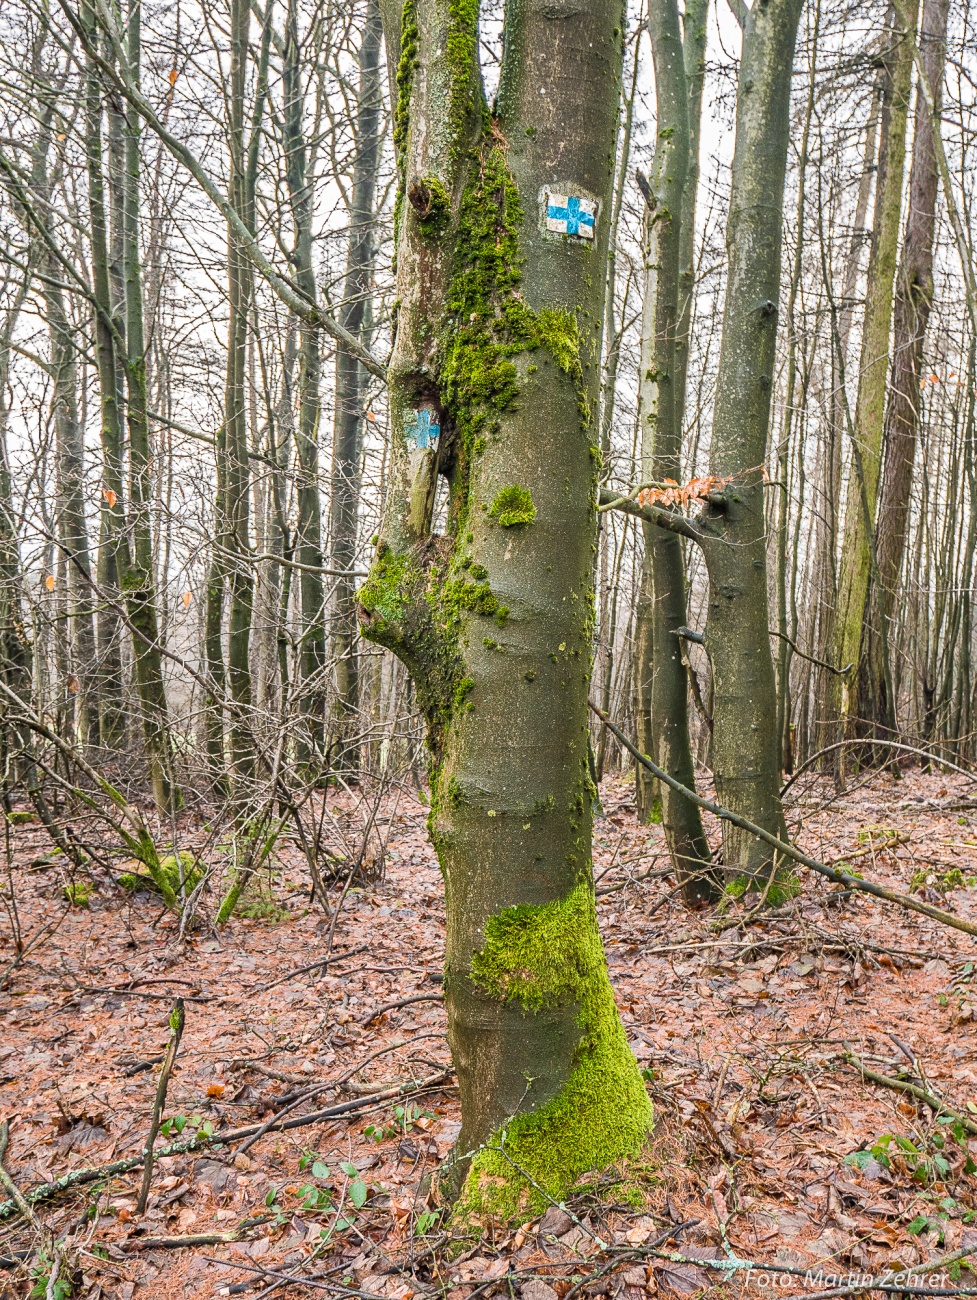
[{"xmin": 404, "ymin": 407, "xmax": 440, "ymax": 450}]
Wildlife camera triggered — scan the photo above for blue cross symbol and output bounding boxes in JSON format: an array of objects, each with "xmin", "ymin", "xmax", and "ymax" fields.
[
  {"xmin": 404, "ymin": 407, "xmax": 440, "ymax": 450},
  {"xmin": 546, "ymin": 193, "xmax": 595, "ymax": 239}
]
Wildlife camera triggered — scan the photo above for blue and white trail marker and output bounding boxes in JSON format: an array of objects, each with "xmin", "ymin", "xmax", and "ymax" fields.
[
  {"xmin": 404, "ymin": 406, "xmax": 440, "ymax": 451},
  {"xmin": 543, "ymin": 188, "xmax": 597, "ymax": 240}
]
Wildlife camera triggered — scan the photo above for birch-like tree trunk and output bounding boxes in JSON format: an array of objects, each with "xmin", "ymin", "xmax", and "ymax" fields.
[{"xmin": 359, "ymin": 0, "xmax": 650, "ymax": 1212}]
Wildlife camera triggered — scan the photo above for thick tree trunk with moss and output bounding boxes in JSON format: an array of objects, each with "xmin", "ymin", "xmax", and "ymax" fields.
[
  {"xmin": 359, "ymin": 0, "xmax": 650, "ymax": 1215},
  {"xmin": 633, "ymin": 0, "xmax": 715, "ymax": 904},
  {"xmin": 833, "ymin": 0, "xmax": 917, "ymax": 747},
  {"xmin": 695, "ymin": 0, "xmax": 801, "ymax": 883}
]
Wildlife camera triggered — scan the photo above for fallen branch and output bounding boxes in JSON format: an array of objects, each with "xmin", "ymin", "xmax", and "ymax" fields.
[
  {"xmin": 250, "ymin": 944, "xmax": 370, "ymax": 994},
  {"xmin": 0, "ymin": 1070, "xmax": 454, "ymax": 1220},
  {"xmin": 844, "ymin": 1051, "xmax": 977, "ymax": 1136},
  {"xmin": 359, "ymin": 992, "xmax": 444, "ymax": 1026},
  {"xmin": 782, "ymin": 739, "xmax": 977, "ymax": 795},
  {"xmin": 591, "ymin": 703, "xmax": 977, "ymax": 939}
]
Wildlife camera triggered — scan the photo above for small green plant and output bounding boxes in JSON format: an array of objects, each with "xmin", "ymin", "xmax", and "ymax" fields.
[
  {"xmin": 298, "ymin": 1182, "xmax": 334, "ymax": 1211},
  {"xmin": 364, "ymin": 1103, "xmax": 433, "ymax": 1142},
  {"xmin": 159, "ymin": 1113, "xmax": 214, "ymax": 1140},
  {"xmin": 29, "ymin": 1254, "xmax": 71, "ymax": 1299},
  {"xmin": 235, "ymin": 888, "xmax": 289, "ymax": 922},
  {"xmin": 857, "ymin": 824, "xmax": 901, "ymax": 845},
  {"xmin": 845, "ymin": 1122, "xmax": 976, "ymax": 1186},
  {"xmin": 415, "ymin": 1209, "xmax": 441, "ymax": 1235},
  {"xmin": 340, "ymin": 1160, "xmax": 369, "ymax": 1208}
]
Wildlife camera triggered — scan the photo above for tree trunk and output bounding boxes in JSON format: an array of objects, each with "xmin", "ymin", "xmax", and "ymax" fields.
[
  {"xmin": 696, "ymin": 0, "xmax": 802, "ymax": 885},
  {"xmin": 121, "ymin": 0, "xmax": 181, "ymax": 813},
  {"xmin": 359, "ymin": 0, "xmax": 649, "ymax": 1214},
  {"xmin": 634, "ymin": 0, "xmax": 715, "ymax": 904},
  {"xmin": 282, "ymin": 0, "xmax": 327, "ymax": 769},
  {"xmin": 863, "ymin": 0, "xmax": 950, "ymax": 733},
  {"xmin": 833, "ymin": 0, "xmax": 918, "ymax": 747},
  {"xmin": 207, "ymin": 0, "xmax": 266, "ymax": 792},
  {"xmin": 83, "ymin": 0, "xmax": 130, "ymax": 751},
  {"xmin": 329, "ymin": 0, "xmax": 383, "ymax": 775}
]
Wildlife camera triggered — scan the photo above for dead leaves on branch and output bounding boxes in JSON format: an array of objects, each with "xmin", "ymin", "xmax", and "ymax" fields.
[{"xmin": 636, "ymin": 476, "xmax": 732, "ymax": 511}]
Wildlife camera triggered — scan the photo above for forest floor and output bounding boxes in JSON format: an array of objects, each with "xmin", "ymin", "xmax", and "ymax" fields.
[{"xmin": 3, "ymin": 766, "xmax": 977, "ymax": 1300}]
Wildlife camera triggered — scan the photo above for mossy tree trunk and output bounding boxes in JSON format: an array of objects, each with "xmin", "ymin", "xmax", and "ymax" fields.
[
  {"xmin": 359, "ymin": 0, "xmax": 650, "ymax": 1214},
  {"xmin": 633, "ymin": 0, "xmax": 716, "ymax": 904},
  {"xmin": 693, "ymin": 0, "xmax": 801, "ymax": 883}
]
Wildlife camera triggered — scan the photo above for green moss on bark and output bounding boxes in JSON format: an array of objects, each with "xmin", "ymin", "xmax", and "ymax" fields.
[
  {"xmin": 489, "ymin": 486, "xmax": 536, "ymax": 527},
  {"xmin": 439, "ymin": 142, "xmax": 584, "ymax": 506},
  {"xmin": 458, "ymin": 882, "xmax": 653, "ymax": 1217}
]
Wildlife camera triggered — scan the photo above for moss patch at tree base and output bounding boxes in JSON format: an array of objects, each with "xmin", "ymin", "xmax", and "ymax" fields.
[{"xmin": 456, "ymin": 882, "xmax": 653, "ymax": 1219}]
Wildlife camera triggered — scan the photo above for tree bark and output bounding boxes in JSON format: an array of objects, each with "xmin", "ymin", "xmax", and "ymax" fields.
[
  {"xmin": 633, "ymin": 0, "xmax": 715, "ymax": 904},
  {"xmin": 121, "ymin": 0, "xmax": 181, "ymax": 813},
  {"xmin": 83, "ymin": 0, "xmax": 130, "ymax": 751},
  {"xmin": 329, "ymin": 0, "xmax": 383, "ymax": 775},
  {"xmin": 833, "ymin": 0, "xmax": 918, "ymax": 747},
  {"xmin": 862, "ymin": 0, "xmax": 950, "ymax": 734},
  {"xmin": 695, "ymin": 0, "xmax": 802, "ymax": 884},
  {"xmin": 206, "ymin": 0, "xmax": 267, "ymax": 792},
  {"xmin": 359, "ymin": 0, "xmax": 649, "ymax": 1214},
  {"xmin": 282, "ymin": 0, "xmax": 327, "ymax": 769}
]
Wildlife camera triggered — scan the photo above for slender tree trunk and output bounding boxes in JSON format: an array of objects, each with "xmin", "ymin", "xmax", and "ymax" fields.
[
  {"xmin": 775, "ymin": 0, "xmax": 819, "ymax": 775},
  {"xmin": 815, "ymin": 87, "xmax": 880, "ymax": 774},
  {"xmin": 863, "ymin": 0, "xmax": 950, "ymax": 733},
  {"xmin": 360, "ymin": 0, "xmax": 648, "ymax": 1213},
  {"xmin": 634, "ymin": 0, "xmax": 715, "ymax": 904},
  {"xmin": 83, "ymin": 0, "xmax": 131, "ymax": 752},
  {"xmin": 121, "ymin": 0, "xmax": 181, "ymax": 812},
  {"xmin": 833, "ymin": 0, "xmax": 918, "ymax": 748},
  {"xmin": 0, "ymin": 280, "xmax": 34, "ymax": 774},
  {"xmin": 207, "ymin": 0, "xmax": 266, "ymax": 793},
  {"xmin": 696, "ymin": 0, "xmax": 802, "ymax": 884},
  {"xmin": 282, "ymin": 0, "xmax": 326, "ymax": 769},
  {"xmin": 329, "ymin": 0, "xmax": 383, "ymax": 774}
]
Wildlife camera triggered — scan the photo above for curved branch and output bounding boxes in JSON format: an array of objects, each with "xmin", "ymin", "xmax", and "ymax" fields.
[
  {"xmin": 781, "ymin": 738, "xmax": 977, "ymax": 795},
  {"xmin": 590, "ymin": 702, "xmax": 977, "ymax": 939}
]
